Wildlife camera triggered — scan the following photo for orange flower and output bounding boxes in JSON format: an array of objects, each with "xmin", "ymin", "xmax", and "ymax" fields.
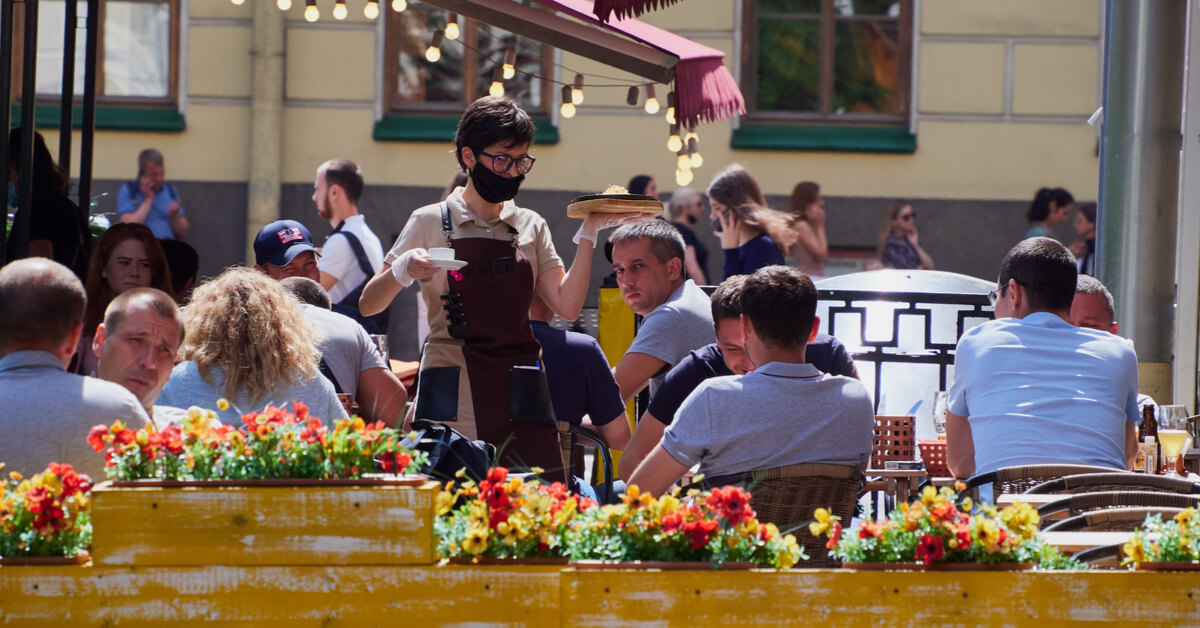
[
  {"xmin": 826, "ymin": 521, "xmax": 843, "ymax": 549},
  {"xmin": 87, "ymin": 424, "xmax": 109, "ymax": 453}
]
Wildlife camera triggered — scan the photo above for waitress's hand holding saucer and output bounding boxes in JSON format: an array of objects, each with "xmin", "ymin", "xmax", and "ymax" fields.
[{"xmin": 406, "ymin": 248, "xmax": 440, "ymax": 281}]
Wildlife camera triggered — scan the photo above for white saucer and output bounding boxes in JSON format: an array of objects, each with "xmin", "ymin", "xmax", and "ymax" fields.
[{"xmin": 431, "ymin": 258, "xmax": 468, "ymax": 271}]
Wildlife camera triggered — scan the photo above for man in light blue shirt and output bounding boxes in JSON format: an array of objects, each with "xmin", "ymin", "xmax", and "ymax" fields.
[
  {"xmin": 946, "ymin": 238, "xmax": 1139, "ymax": 479},
  {"xmin": 116, "ymin": 148, "xmax": 188, "ymax": 240}
]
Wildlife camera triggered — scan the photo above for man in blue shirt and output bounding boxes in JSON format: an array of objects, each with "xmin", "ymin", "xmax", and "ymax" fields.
[
  {"xmin": 946, "ymin": 238, "xmax": 1139, "ymax": 479},
  {"xmin": 117, "ymin": 149, "xmax": 188, "ymax": 240}
]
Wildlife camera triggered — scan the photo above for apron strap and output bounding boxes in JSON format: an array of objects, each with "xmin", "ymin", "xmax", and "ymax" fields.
[{"xmin": 440, "ymin": 201, "xmax": 453, "ymax": 247}]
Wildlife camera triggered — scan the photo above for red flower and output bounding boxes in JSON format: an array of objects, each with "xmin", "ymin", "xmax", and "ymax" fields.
[
  {"xmin": 916, "ymin": 534, "xmax": 946, "ymax": 565},
  {"xmin": 825, "ymin": 521, "xmax": 843, "ymax": 550},
  {"xmin": 293, "ymin": 401, "xmax": 309, "ymax": 420},
  {"xmin": 378, "ymin": 451, "xmax": 413, "ymax": 474},
  {"xmin": 706, "ymin": 486, "xmax": 755, "ymax": 524},
  {"xmin": 858, "ymin": 520, "xmax": 884, "ymax": 540},
  {"xmin": 487, "ymin": 467, "xmax": 509, "ymax": 485},
  {"xmin": 661, "ymin": 511, "xmax": 684, "ymax": 534},
  {"xmin": 115, "ymin": 429, "xmax": 136, "ymax": 445},
  {"xmin": 162, "ymin": 427, "xmax": 185, "ymax": 455},
  {"xmin": 104, "ymin": 449, "xmax": 116, "ymax": 468},
  {"xmin": 683, "ymin": 519, "xmax": 719, "ymax": 549},
  {"xmin": 87, "ymin": 424, "xmax": 109, "ymax": 452}
]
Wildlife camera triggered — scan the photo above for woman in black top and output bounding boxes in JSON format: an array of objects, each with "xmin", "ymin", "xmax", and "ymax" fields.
[{"xmin": 6, "ymin": 128, "xmax": 89, "ymax": 280}]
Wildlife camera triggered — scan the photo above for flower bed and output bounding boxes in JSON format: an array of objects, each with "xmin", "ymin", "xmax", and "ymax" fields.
[
  {"xmin": 1123, "ymin": 507, "xmax": 1200, "ymax": 569},
  {"xmin": 0, "ymin": 462, "xmax": 93, "ymax": 562}
]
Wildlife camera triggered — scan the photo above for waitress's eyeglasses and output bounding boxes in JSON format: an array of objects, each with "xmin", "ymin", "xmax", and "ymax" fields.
[{"xmin": 478, "ymin": 150, "xmax": 535, "ymax": 175}]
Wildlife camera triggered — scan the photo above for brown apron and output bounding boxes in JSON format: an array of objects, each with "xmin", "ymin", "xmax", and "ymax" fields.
[{"xmin": 440, "ymin": 207, "xmax": 562, "ymax": 478}]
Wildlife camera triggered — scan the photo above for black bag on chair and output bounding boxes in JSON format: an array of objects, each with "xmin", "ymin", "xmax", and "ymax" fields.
[{"xmin": 410, "ymin": 418, "xmax": 494, "ymax": 483}]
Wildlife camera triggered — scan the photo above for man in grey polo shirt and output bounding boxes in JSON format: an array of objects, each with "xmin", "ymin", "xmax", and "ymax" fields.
[
  {"xmin": 0, "ymin": 258, "xmax": 150, "ymax": 480},
  {"xmin": 629, "ymin": 266, "xmax": 874, "ymax": 495},
  {"xmin": 610, "ymin": 219, "xmax": 714, "ymax": 403}
]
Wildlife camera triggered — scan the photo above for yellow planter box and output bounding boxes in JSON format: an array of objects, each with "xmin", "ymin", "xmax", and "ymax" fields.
[{"xmin": 90, "ymin": 479, "xmax": 438, "ymax": 567}]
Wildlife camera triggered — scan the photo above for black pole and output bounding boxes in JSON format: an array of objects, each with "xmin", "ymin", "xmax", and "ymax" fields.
[
  {"xmin": 77, "ymin": 0, "xmax": 97, "ymax": 217},
  {"xmin": 59, "ymin": 0, "xmax": 76, "ymax": 174},
  {"xmin": 0, "ymin": 0, "xmax": 15, "ymax": 263},
  {"xmin": 14, "ymin": 0, "xmax": 39, "ymax": 260}
]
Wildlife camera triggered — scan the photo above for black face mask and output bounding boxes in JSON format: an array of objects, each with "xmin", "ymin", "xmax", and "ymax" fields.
[{"xmin": 470, "ymin": 162, "xmax": 524, "ymax": 204}]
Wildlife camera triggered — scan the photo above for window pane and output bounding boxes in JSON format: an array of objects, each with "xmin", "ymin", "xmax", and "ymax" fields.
[
  {"xmin": 759, "ymin": 0, "xmax": 821, "ymax": 15},
  {"xmin": 392, "ymin": 9, "xmax": 463, "ymax": 107},
  {"xmin": 756, "ymin": 18, "xmax": 820, "ymax": 112},
  {"xmin": 833, "ymin": 20, "xmax": 901, "ymax": 114},
  {"xmin": 473, "ymin": 28, "xmax": 544, "ymax": 111},
  {"xmin": 36, "ymin": 1, "xmax": 88, "ymax": 96},
  {"xmin": 835, "ymin": 0, "xmax": 900, "ymax": 17},
  {"xmin": 104, "ymin": 1, "xmax": 171, "ymax": 98}
]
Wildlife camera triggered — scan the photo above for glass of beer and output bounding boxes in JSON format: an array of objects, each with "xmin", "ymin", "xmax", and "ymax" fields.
[{"xmin": 1158, "ymin": 405, "xmax": 1191, "ymax": 479}]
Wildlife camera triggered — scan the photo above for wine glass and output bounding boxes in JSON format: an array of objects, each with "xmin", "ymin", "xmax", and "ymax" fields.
[{"xmin": 1158, "ymin": 405, "xmax": 1191, "ymax": 479}]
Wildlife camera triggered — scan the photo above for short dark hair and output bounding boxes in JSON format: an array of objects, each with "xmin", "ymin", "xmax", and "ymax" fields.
[
  {"xmin": 320, "ymin": 159, "xmax": 364, "ymax": 204},
  {"xmin": 280, "ymin": 276, "xmax": 332, "ymax": 309},
  {"xmin": 1075, "ymin": 274, "xmax": 1115, "ymax": 319},
  {"xmin": 137, "ymin": 148, "xmax": 164, "ymax": 175},
  {"xmin": 159, "ymin": 238, "xmax": 199, "ymax": 303},
  {"xmin": 711, "ymin": 274, "xmax": 748, "ymax": 329},
  {"xmin": 1027, "ymin": 187, "xmax": 1074, "ymax": 222},
  {"xmin": 741, "ymin": 266, "xmax": 817, "ymax": 350},
  {"xmin": 104, "ymin": 288, "xmax": 186, "ymax": 346},
  {"xmin": 0, "ymin": 258, "xmax": 86, "ymax": 352},
  {"xmin": 609, "ymin": 219, "xmax": 685, "ymax": 265},
  {"xmin": 454, "ymin": 97, "xmax": 535, "ymax": 172},
  {"xmin": 998, "ymin": 237, "xmax": 1078, "ymax": 312}
]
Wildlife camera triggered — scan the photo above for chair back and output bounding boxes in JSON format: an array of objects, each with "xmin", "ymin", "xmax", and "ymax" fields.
[
  {"xmin": 556, "ymin": 421, "xmax": 615, "ymax": 503},
  {"xmin": 702, "ymin": 463, "xmax": 862, "ymax": 569},
  {"xmin": 1044, "ymin": 507, "xmax": 1186, "ymax": 532},
  {"xmin": 1072, "ymin": 543, "xmax": 1125, "ymax": 569},
  {"xmin": 964, "ymin": 464, "xmax": 1120, "ymax": 503},
  {"xmin": 871, "ymin": 415, "xmax": 914, "ymax": 468},
  {"xmin": 1037, "ymin": 490, "xmax": 1200, "ymax": 521},
  {"xmin": 1025, "ymin": 473, "xmax": 1200, "ymax": 495}
]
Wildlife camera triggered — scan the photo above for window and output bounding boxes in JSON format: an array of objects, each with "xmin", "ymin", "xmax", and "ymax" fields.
[
  {"xmin": 742, "ymin": 0, "xmax": 912, "ymax": 125},
  {"xmin": 383, "ymin": 4, "xmax": 552, "ymax": 116},
  {"xmin": 32, "ymin": 0, "xmax": 181, "ymax": 106}
]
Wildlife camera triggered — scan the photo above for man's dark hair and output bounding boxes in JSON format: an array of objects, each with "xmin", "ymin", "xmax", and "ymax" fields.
[
  {"xmin": 159, "ymin": 238, "xmax": 199, "ymax": 302},
  {"xmin": 104, "ymin": 288, "xmax": 186, "ymax": 346},
  {"xmin": 610, "ymin": 219, "xmax": 685, "ymax": 265},
  {"xmin": 454, "ymin": 96, "xmax": 535, "ymax": 172},
  {"xmin": 1075, "ymin": 274, "xmax": 1115, "ymax": 320},
  {"xmin": 281, "ymin": 276, "xmax": 332, "ymax": 309},
  {"xmin": 0, "ymin": 258, "xmax": 86, "ymax": 352},
  {"xmin": 998, "ymin": 237, "xmax": 1077, "ymax": 312},
  {"xmin": 320, "ymin": 159, "xmax": 365, "ymax": 204},
  {"xmin": 740, "ymin": 266, "xmax": 817, "ymax": 350},
  {"xmin": 137, "ymin": 148, "xmax": 164, "ymax": 175},
  {"xmin": 711, "ymin": 274, "xmax": 747, "ymax": 330}
]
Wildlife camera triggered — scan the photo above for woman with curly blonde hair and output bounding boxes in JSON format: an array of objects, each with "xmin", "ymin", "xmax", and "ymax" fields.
[
  {"xmin": 157, "ymin": 267, "xmax": 347, "ymax": 423},
  {"xmin": 707, "ymin": 164, "xmax": 797, "ymax": 279}
]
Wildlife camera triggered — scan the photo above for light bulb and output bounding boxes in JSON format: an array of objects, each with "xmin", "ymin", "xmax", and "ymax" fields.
[
  {"xmin": 231, "ymin": 0, "xmax": 245, "ymax": 5},
  {"xmin": 677, "ymin": 153, "xmax": 692, "ymax": 170},
  {"xmin": 304, "ymin": 3, "xmax": 319, "ymax": 22},
  {"xmin": 667, "ymin": 134, "xmax": 682, "ymax": 153},
  {"xmin": 572, "ymin": 74, "xmax": 585, "ymax": 105},
  {"xmin": 644, "ymin": 97, "xmax": 660, "ymax": 115},
  {"xmin": 560, "ymin": 102, "xmax": 576, "ymax": 119},
  {"xmin": 502, "ymin": 64, "xmax": 515, "ymax": 80},
  {"xmin": 502, "ymin": 48, "xmax": 516, "ymax": 80},
  {"xmin": 665, "ymin": 107, "xmax": 676, "ymax": 125},
  {"xmin": 333, "ymin": 0, "xmax": 348, "ymax": 20},
  {"xmin": 364, "ymin": 0, "xmax": 379, "ymax": 18},
  {"xmin": 690, "ymin": 152, "xmax": 704, "ymax": 168},
  {"xmin": 392, "ymin": 0, "xmax": 407, "ymax": 12},
  {"xmin": 675, "ymin": 168, "xmax": 694, "ymax": 186},
  {"xmin": 445, "ymin": 15, "xmax": 460, "ymax": 40},
  {"xmin": 425, "ymin": 45, "xmax": 441, "ymax": 63},
  {"xmin": 686, "ymin": 130, "xmax": 698, "ymax": 142},
  {"xmin": 277, "ymin": 0, "xmax": 292, "ymax": 9},
  {"xmin": 490, "ymin": 81, "xmax": 505, "ymax": 98}
]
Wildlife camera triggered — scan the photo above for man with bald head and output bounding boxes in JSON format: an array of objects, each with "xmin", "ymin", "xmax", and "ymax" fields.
[
  {"xmin": 0, "ymin": 259, "xmax": 149, "ymax": 480},
  {"xmin": 93, "ymin": 288, "xmax": 186, "ymax": 421}
]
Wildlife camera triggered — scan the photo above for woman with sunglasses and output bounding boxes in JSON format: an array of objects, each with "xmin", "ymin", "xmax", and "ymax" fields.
[
  {"xmin": 878, "ymin": 201, "xmax": 934, "ymax": 270},
  {"xmin": 359, "ymin": 96, "xmax": 630, "ymax": 478}
]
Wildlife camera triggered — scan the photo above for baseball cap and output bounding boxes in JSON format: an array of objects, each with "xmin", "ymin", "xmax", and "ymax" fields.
[{"xmin": 254, "ymin": 220, "xmax": 317, "ymax": 268}]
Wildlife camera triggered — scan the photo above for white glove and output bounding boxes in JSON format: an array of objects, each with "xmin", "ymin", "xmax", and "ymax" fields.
[
  {"xmin": 572, "ymin": 213, "xmax": 644, "ymax": 245},
  {"xmin": 390, "ymin": 248, "xmax": 427, "ymax": 287}
]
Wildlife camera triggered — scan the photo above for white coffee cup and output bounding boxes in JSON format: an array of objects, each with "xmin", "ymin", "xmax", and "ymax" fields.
[{"xmin": 428, "ymin": 247, "xmax": 455, "ymax": 260}]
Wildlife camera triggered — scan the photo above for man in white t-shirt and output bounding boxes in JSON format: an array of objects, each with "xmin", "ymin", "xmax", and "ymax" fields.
[{"xmin": 313, "ymin": 159, "xmax": 385, "ymax": 322}]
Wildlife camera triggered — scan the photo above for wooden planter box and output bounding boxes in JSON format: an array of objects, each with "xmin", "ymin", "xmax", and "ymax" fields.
[{"xmin": 90, "ymin": 478, "xmax": 438, "ymax": 567}]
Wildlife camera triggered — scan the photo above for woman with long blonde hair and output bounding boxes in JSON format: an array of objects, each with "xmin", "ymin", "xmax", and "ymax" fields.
[
  {"xmin": 787, "ymin": 181, "xmax": 829, "ymax": 277},
  {"xmin": 157, "ymin": 267, "xmax": 348, "ymax": 423},
  {"xmin": 707, "ymin": 164, "xmax": 797, "ymax": 279}
]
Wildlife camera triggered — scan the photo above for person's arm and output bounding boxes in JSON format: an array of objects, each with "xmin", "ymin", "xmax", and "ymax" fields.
[
  {"xmin": 718, "ymin": 211, "xmax": 741, "ymax": 279},
  {"xmin": 583, "ymin": 413, "xmax": 631, "ymax": 451},
  {"xmin": 792, "ymin": 219, "xmax": 829, "ymax": 263},
  {"xmin": 628, "ymin": 443, "xmax": 689, "ymax": 496},
  {"xmin": 355, "ymin": 367, "xmax": 408, "ymax": 428},
  {"xmin": 119, "ymin": 178, "xmax": 156, "ymax": 224},
  {"xmin": 908, "ymin": 230, "xmax": 934, "ymax": 270},
  {"xmin": 946, "ymin": 411, "xmax": 975, "ymax": 479},
  {"xmin": 612, "ymin": 352, "xmax": 667, "ymax": 405},
  {"xmin": 683, "ymin": 245, "xmax": 706, "ymax": 285},
  {"xmin": 537, "ymin": 213, "xmax": 636, "ymax": 322},
  {"xmin": 618, "ymin": 412, "xmax": 668, "ymax": 479},
  {"xmin": 168, "ymin": 193, "xmax": 189, "ymax": 239},
  {"xmin": 1125, "ymin": 422, "xmax": 1138, "ymax": 470},
  {"xmin": 319, "ymin": 272, "xmax": 340, "ymax": 292}
]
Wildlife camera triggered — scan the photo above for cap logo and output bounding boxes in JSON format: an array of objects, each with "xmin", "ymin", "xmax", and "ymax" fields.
[{"xmin": 277, "ymin": 227, "xmax": 304, "ymax": 244}]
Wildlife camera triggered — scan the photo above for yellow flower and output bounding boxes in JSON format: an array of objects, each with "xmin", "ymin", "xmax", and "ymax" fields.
[
  {"xmin": 1123, "ymin": 537, "xmax": 1146, "ymax": 564},
  {"xmin": 977, "ymin": 518, "xmax": 1003, "ymax": 553},
  {"xmin": 495, "ymin": 521, "xmax": 519, "ymax": 545},
  {"xmin": 552, "ymin": 498, "xmax": 578, "ymax": 527},
  {"xmin": 462, "ymin": 526, "xmax": 489, "ymax": 555},
  {"xmin": 726, "ymin": 535, "xmax": 741, "ymax": 551},
  {"xmin": 809, "ymin": 508, "xmax": 834, "ymax": 537},
  {"xmin": 774, "ymin": 535, "xmax": 803, "ymax": 569},
  {"xmin": 655, "ymin": 493, "xmax": 680, "ymax": 520},
  {"xmin": 999, "ymin": 501, "xmax": 1040, "ymax": 541},
  {"xmin": 622, "ymin": 485, "xmax": 654, "ymax": 510},
  {"xmin": 216, "ymin": 398, "xmax": 231, "ymax": 412},
  {"xmin": 506, "ymin": 477, "xmax": 525, "ymax": 493},
  {"xmin": 352, "ymin": 417, "xmax": 366, "ymax": 432},
  {"xmin": 8, "ymin": 471, "xmax": 21, "ymax": 482},
  {"xmin": 436, "ymin": 490, "xmax": 455, "ymax": 517}
]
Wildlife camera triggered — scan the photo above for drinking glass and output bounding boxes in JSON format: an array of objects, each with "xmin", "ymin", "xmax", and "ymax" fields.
[
  {"xmin": 1158, "ymin": 405, "xmax": 1191, "ymax": 479},
  {"xmin": 932, "ymin": 391, "xmax": 949, "ymax": 439},
  {"xmin": 370, "ymin": 334, "xmax": 389, "ymax": 364}
]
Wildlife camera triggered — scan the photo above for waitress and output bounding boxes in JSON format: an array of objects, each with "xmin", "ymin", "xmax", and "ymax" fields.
[{"xmin": 360, "ymin": 97, "xmax": 628, "ymax": 476}]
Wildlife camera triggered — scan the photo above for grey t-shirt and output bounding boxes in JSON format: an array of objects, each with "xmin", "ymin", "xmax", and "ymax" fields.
[
  {"xmin": 625, "ymin": 279, "xmax": 714, "ymax": 395},
  {"xmin": 662, "ymin": 361, "xmax": 874, "ymax": 478},
  {"xmin": 302, "ymin": 304, "xmax": 387, "ymax": 395},
  {"xmin": 158, "ymin": 360, "xmax": 348, "ymax": 425}
]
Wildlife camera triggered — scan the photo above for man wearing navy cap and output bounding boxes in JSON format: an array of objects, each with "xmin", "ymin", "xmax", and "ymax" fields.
[{"xmin": 253, "ymin": 219, "xmax": 321, "ymax": 281}]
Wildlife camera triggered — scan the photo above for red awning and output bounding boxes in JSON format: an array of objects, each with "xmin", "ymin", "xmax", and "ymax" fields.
[
  {"xmin": 590, "ymin": 0, "xmax": 682, "ymax": 23},
  {"xmin": 530, "ymin": 0, "xmax": 745, "ymax": 129}
]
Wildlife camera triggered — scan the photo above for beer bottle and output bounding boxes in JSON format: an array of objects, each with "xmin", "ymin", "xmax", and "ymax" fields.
[{"xmin": 1142, "ymin": 405, "xmax": 1161, "ymax": 473}]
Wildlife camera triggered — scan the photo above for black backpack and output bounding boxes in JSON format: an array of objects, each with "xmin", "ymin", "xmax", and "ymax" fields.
[{"xmin": 410, "ymin": 419, "xmax": 494, "ymax": 483}]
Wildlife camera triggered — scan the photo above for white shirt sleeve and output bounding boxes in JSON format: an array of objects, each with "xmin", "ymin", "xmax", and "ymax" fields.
[{"xmin": 318, "ymin": 234, "xmax": 354, "ymax": 282}]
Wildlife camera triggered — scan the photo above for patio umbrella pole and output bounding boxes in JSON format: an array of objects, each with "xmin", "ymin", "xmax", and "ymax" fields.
[
  {"xmin": 58, "ymin": 0, "xmax": 76, "ymax": 175},
  {"xmin": 0, "ymin": 0, "xmax": 15, "ymax": 263},
  {"xmin": 76, "ymin": 0, "xmax": 99, "ymax": 217},
  {"xmin": 13, "ymin": 0, "xmax": 40, "ymax": 260}
]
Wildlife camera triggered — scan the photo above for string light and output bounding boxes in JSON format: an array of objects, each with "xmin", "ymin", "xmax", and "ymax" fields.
[
  {"xmin": 277, "ymin": 0, "xmax": 292, "ymax": 10},
  {"xmin": 231, "ymin": 0, "xmax": 245, "ymax": 5},
  {"xmin": 560, "ymin": 85, "xmax": 576, "ymax": 119},
  {"xmin": 392, "ymin": 0, "xmax": 407, "ymax": 12},
  {"xmin": 445, "ymin": 13, "xmax": 460, "ymax": 40},
  {"xmin": 665, "ymin": 92, "xmax": 676, "ymax": 125},
  {"xmin": 626, "ymin": 86, "xmax": 639, "ymax": 106},
  {"xmin": 304, "ymin": 0, "xmax": 319, "ymax": 22},
  {"xmin": 489, "ymin": 65, "xmax": 505, "ymax": 98},
  {"xmin": 675, "ymin": 168, "xmax": 694, "ymax": 186},
  {"xmin": 667, "ymin": 124, "xmax": 682, "ymax": 152},
  {"xmin": 676, "ymin": 149, "xmax": 691, "ymax": 171},
  {"xmin": 687, "ymin": 125, "xmax": 702, "ymax": 167},
  {"xmin": 690, "ymin": 150, "xmax": 704, "ymax": 169},
  {"xmin": 643, "ymin": 83, "xmax": 659, "ymax": 114},
  {"xmin": 425, "ymin": 30, "xmax": 444, "ymax": 63},
  {"xmin": 501, "ymin": 48, "xmax": 517, "ymax": 80},
  {"xmin": 364, "ymin": 0, "xmax": 379, "ymax": 18},
  {"xmin": 333, "ymin": 0, "xmax": 348, "ymax": 20},
  {"xmin": 571, "ymin": 73, "xmax": 585, "ymax": 105}
]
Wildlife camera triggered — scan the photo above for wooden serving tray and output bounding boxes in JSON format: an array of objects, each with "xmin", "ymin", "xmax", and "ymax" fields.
[{"xmin": 566, "ymin": 194, "xmax": 663, "ymax": 219}]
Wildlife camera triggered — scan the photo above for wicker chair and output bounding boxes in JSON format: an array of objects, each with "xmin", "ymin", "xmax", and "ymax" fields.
[
  {"xmin": 1025, "ymin": 473, "xmax": 1200, "ymax": 495},
  {"xmin": 1072, "ymin": 543, "xmax": 1125, "ymax": 569},
  {"xmin": 691, "ymin": 463, "xmax": 863, "ymax": 568},
  {"xmin": 1037, "ymin": 491, "xmax": 1200, "ymax": 521},
  {"xmin": 1043, "ymin": 507, "xmax": 1186, "ymax": 532},
  {"xmin": 962, "ymin": 464, "xmax": 1121, "ymax": 503}
]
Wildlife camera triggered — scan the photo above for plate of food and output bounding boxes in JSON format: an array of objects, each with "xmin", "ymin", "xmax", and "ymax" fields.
[{"xmin": 567, "ymin": 185, "xmax": 664, "ymax": 219}]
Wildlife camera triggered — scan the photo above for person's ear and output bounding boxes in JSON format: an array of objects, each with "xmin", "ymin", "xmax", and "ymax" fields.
[
  {"xmin": 461, "ymin": 146, "xmax": 477, "ymax": 170},
  {"xmin": 809, "ymin": 314, "xmax": 820, "ymax": 343},
  {"xmin": 667, "ymin": 257, "xmax": 683, "ymax": 281},
  {"xmin": 1112, "ymin": 320, "xmax": 1119, "ymax": 335},
  {"xmin": 740, "ymin": 314, "xmax": 752, "ymax": 344},
  {"xmin": 92, "ymin": 323, "xmax": 107, "ymax": 357}
]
